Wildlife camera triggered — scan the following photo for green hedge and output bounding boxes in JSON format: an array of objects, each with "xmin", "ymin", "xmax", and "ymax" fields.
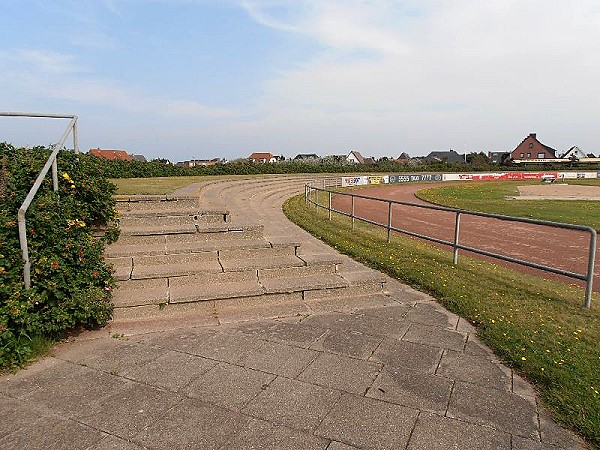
[{"xmin": 0, "ymin": 143, "xmax": 118, "ymax": 369}]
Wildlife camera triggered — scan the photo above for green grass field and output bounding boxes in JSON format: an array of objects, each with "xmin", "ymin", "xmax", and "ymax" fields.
[
  {"xmin": 284, "ymin": 190, "xmax": 600, "ymax": 448},
  {"xmin": 416, "ymin": 180, "xmax": 600, "ymax": 231}
]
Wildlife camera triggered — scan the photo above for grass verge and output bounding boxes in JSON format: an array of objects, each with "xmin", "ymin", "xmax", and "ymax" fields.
[
  {"xmin": 283, "ymin": 193, "xmax": 600, "ymax": 447},
  {"xmin": 416, "ymin": 181, "xmax": 600, "ymax": 230}
]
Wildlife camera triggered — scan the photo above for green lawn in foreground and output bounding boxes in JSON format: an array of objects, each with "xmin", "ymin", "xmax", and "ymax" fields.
[
  {"xmin": 284, "ymin": 194, "xmax": 600, "ymax": 447},
  {"xmin": 416, "ymin": 180, "xmax": 600, "ymax": 231}
]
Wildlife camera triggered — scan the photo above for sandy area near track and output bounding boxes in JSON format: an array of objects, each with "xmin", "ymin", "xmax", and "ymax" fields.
[{"xmin": 515, "ymin": 183, "xmax": 600, "ymax": 200}]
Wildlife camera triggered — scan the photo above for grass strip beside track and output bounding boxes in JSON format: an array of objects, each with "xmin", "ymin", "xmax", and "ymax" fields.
[
  {"xmin": 415, "ymin": 180, "xmax": 600, "ymax": 231},
  {"xmin": 284, "ymin": 193, "xmax": 600, "ymax": 447}
]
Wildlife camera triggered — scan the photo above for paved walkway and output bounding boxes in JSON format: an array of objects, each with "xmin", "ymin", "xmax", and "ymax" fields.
[{"xmin": 0, "ymin": 176, "xmax": 588, "ymax": 449}]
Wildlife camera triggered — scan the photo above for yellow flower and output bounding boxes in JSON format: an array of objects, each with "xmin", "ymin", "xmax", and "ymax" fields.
[{"xmin": 521, "ymin": 357, "xmax": 526, "ymax": 361}]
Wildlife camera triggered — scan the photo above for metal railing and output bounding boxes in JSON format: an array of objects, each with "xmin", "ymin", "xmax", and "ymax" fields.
[
  {"xmin": 305, "ymin": 184, "xmax": 597, "ymax": 308},
  {"xmin": 1, "ymin": 112, "xmax": 79, "ymax": 289}
]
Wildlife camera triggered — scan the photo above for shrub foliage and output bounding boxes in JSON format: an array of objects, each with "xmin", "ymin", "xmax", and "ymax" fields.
[{"xmin": 0, "ymin": 143, "xmax": 118, "ymax": 369}]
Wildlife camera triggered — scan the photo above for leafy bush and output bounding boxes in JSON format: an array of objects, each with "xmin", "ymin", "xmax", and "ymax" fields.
[{"xmin": 0, "ymin": 143, "xmax": 118, "ymax": 369}]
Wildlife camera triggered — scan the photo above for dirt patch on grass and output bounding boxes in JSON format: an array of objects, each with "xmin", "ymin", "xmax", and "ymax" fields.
[{"xmin": 515, "ymin": 183, "xmax": 600, "ymax": 200}]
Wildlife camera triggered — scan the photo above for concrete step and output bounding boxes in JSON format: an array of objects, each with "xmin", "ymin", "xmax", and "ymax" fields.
[
  {"xmin": 105, "ymin": 226, "xmax": 269, "ymax": 258},
  {"xmin": 219, "ymin": 246, "xmax": 303, "ymax": 272}
]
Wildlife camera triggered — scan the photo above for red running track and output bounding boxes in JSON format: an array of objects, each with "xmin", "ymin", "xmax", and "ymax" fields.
[{"xmin": 330, "ymin": 183, "xmax": 599, "ymax": 293}]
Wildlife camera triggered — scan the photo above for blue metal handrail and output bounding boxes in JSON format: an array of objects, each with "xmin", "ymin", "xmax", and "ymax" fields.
[
  {"xmin": 306, "ymin": 184, "xmax": 597, "ymax": 308},
  {"xmin": 1, "ymin": 112, "xmax": 79, "ymax": 288}
]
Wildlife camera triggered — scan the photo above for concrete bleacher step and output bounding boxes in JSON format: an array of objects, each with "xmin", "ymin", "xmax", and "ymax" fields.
[{"xmin": 105, "ymin": 226, "xmax": 267, "ymax": 258}]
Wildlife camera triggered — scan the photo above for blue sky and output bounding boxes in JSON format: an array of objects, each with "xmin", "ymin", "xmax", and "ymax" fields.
[{"xmin": 1, "ymin": 1, "xmax": 600, "ymax": 162}]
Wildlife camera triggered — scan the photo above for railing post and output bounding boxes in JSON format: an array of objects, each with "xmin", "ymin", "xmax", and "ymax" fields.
[
  {"xmin": 387, "ymin": 201, "xmax": 392, "ymax": 243},
  {"xmin": 351, "ymin": 195, "xmax": 355, "ymax": 230},
  {"xmin": 73, "ymin": 119, "xmax": 79, "ymax": 154},
  {"xmin": 52, "ymin": 158, "xmax": 58, "ymax": 191},
  {"xmin": 328, "ymin": 191, "xmax": 332, "ymax": 220},
  {"xmin": 584, "ymin": 228, "xmax": 597, "ymax": 308},
  {"xmin": 453, "ymin": 212, "xmax": 461, "ymax": 265},
  {"xmin": 17, "ymin": 208, "xmax": 31, "ymax": 289}
]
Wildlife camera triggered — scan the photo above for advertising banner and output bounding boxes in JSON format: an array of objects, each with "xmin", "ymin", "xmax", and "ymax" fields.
[
  {"xmin": 444, "ymin": 172, "xmax": 558, "ymax": 181},
  {"xmin": 389, "ymin": 173, "xmax": 443, "ymax": 183},
  {"xmin": 341, "ymin": 176, "xmax": 368, "ymax": 187}
]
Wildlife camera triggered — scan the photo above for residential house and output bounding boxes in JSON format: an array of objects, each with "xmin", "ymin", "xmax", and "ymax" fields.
[
  {"xmin": 560, "ymin": 146, "xmax": 588, "ymax": 161},
  {"xmin": 510, "ymin": 133, "xmax": 557, "ymax": 160},
  {"xmin": 248, "ymin": 152, "xmax": 284, "ymax": 163},
  {"xmin": 293, "ymin": 153, "xmax": 320, "ymax": 161},
  {"xmin": 131, "ymin": 154, "xmax": 147, "ymax": 162},
  {"xmin": 424, "ymin": 150, "xmax": 464, "ymax": 163},
  {"xmin": 346, "ymin": 151, "xmax": 374, "ymax": 165},
  {"xmin": 176, "ymin": 158, "xmax": 223, "ymax": 167},
  {"xmin": 88, "ymin": 149, "xmax": 132, "ymax": 161},
  {"xmin": 395, "ymin": 152, "xmax": 411, "ymax": 163}
]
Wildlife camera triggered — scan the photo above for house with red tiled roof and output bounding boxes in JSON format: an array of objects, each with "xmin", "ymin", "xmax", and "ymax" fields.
[
  {"xmin": 510, "ymin": 133, "xmax": 557, "ymax": 161},
  {"xmin": 248, "ymin": 152, "xmax": 284, "ymax": 163},
  {"xmin": 88, "ymin": 148, "xmax": 132, "ymax": 161}
]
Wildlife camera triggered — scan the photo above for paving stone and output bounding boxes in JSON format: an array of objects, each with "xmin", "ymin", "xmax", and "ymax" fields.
[
  {"xmin": 326, "ymin": 442, "xmax": 359, "ymax": 450},
  {"xmin": 6, "ymin": 360, "xmax": 126, "ymax": 418},
  {"xmin": 304, "ymin": 292, "xmax": 397, "ymax": 313},
  {"xmin": 404, "ymin": 302, "xmax": 459, "ymax": 329},
  {"xmin": 108, "ymin": 256, "xmax": 133, "ymax": 280},
  {"xmin": 133, "ymin": 399, "xmax": 249, "ymax": 449},
  {"xmin": 169, "ymin": 271, "xmax": 264, "ymax": 303},
  {"xmin": 123, "ymin": 350, "xmax": 217, "ymax": 391},
  {"xmin": 437, "ymin": 350, "xmax": 511, "ymax": 391},
  {"xmin": 342, "ymin": 310, "xmax": 411, "ymax": 338},
  {"xmin": 0, "ymin": 394, "xmax": 43, "ymax": 438},
  {"xmin": 221, "ymin": 253, "xmax": 305, "ymax": 271},
  {"xmin": 112, "ymin": 300, "xmax": 219, "ymax": 325},
  {"xmin": 79, "ymin": 382, "xmax": 180, "ymax": 439},
  {"xmin": 297, "ymin": 352, "xmax": 382, "ymax": 395},
  {"xmin": 539, "ymin": 410, "xmax": 587, "ymax": 449},
  {"xmin": 512, "ymin": 372, "xmax": 537, "ymax": 400},
  {"xmin": 402, "ymin": 323, "xmax": 466, "ymax": 351},
  {"xmin": 242, "ymin": 377, "xmax": 342, "ymax": 432},
  {"xmin": 240, "ymin": 340, "xmax": 319, "ymax": 378},
  {"xmin": 366, "ymin": 367, "xmax": 453, "ymax": 414},
  {"xmin": 309, "ymin": 329, "xmax": 384, "ymax": 359},
  {"xmin": 113, "ymin": 278, "xmax": 168, "ymax": 307},
  {"xmin": 139, "ymin": 327, "xmax": 219, "ymax": 353},
  {"xmin": 105, "ymin": 235, "xmax": 167, "ymax": 257},
  {"xmin": 87, "ymin": 434, "xmax": 146, "ymax": 449},
  {"xmin": 225, "ymin": 418, "xmax": 329, "ymax": 449},
  {"xmin": 79, "ymin": 340, "xmax": 168, "ymax": 375},
  {"xmin": 194, "ymin": 331, "xmax": 262, "ymax": 363},
  {"xmin": 315, "ymin": 393, "xmax": 418, "ymax": 449},
  {"xmin": 447, "ymin": 381, "xmax": 538, "ymax": 439},
  {"xmin": 261, "ymin": 273, "xmax": 349, "ymax": 294},
  {"xmin": 463, "ymin": 334, "xmax": 496, "ymax": 357},
  {"xmin": 0, "ymin": 415, "xmax": 103, "ymax": 450},
  {"xmin": 301, "ymin": 312, "xmax": 354, "ymax": 332},
  {"xmin": 370, "ymin": 338, "xmax": 443, "ymax": 374},
  {"xmin": 185, "ymin": 362, "xmax": 275, "ymax": 410},
  {"xmin": 406, "ymin": 412, "xmax": 511, "ymax": 449},
  {"xmin": 236, "ymin": 320, "xmax": 328, "ymax": 348}
]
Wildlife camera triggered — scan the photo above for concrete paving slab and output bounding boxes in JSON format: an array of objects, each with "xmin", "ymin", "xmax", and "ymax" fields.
[
  {"xmin": 366, "ymin": 367, "xmax": 453, "ymax": 414},
  {"xmin": 370, "ymin": 338, "xmax": 443, "ymax": 374},
  {"xmin": 404, "ymin": 302, "xmax": 459, "ymax": 329},
  {"xmin": 105, "ymin": 235, "xmax": 167, "ymax": 257},
  {"xmin": 342, "ymin": 310, "xmax": 412, "ymax": 338},
  {"xmin": 261, "ymin": 273, "xmax": 349, "ymax": 294},
  {"xmin": 169, "ymin": 271, "xmax": 264, "ymax": 303},
  {"xmin": 87, "ymin": 434, "xmax": 145, "ymax": 449},
  {"xmin": 309, "ymin": 329, "xmax": 384, "ymax": 360},
  {"xmin": 327, "ymin": 442, "xmax": 359, "ymax": 450},
  {"xmin": 538, "ymin": 409, "xmax": 588, "ymax": 449},
  {"xmin": 235, "ymin": 320, "xmax": 328, "ymax": 348},
  {"xmin": 225, "ymin": 418, "xmax": 329, "ymax": 449},
  {"xmin": 315, "ymin": 393, "xmax": 418, "ymax": 449},
  {"xmin": 185, "ymin": 362, "xmax": 275, "ymax": 410},
  {"xmin": 258, "ymin": 262, "xmax": 338, "ymax": 279},
  {"xmin": 107, "ymin": 256, "xmax": 132, "ymax": 281},
  {"xmin": 304, "ymin": 292, "xmax": 399, "ymax": 313},
  {"xmin": 406, "ymin": 412, "xmax": 511, "ymax": 450},
  {"xmin": 0, "ymin": 415, "xmax": 104, "ymax": 450},
  {"xmin": 78, "ymin": 381, "xmax": 180, "ymax": 439},
  {"xmin": 297, "ymin": 352, "xmax": 382, "ymax": 395},
  {"xmin": 192, "ymin": 331, "xmax": 262, "ymax": 363},
  {"xmin": 133, "ymin": 398, "xmax": 249, "ymax": 449},
  {"xmin": 402, "ymin": 323, "xmax": 467, "ymax": 351},
  {"xmin": 242, "ymin": 377, "xmax": 342, "ymax": 432},
  {"xmin": 0, "ymin": 393, "xmax": 45, "ymax": 439},
  {"xmin": 437, "ymin": 350, "xmax": 512, "ymax": 391},
  {"xmin": 222, "ymin": 254, "xmax": 306, "ymax": 271},
  {"xmin": 122, "ymin": 350, "xmax": 217, "ymax": 391},
  {"xmin": 447, "ymin": 381, "xmax": 538, "ymax": 439},
  {"xmin": 240, "ymin": 339, "xmax": 319, "ymax": 378}
]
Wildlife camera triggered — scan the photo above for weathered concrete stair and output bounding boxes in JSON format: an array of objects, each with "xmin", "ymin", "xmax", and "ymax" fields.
[{"xmin": 108, "ymin": 196, "xmax": 387, "ymax": 322}]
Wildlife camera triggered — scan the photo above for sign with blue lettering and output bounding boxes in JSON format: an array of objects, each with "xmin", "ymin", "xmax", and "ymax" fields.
[{"xmin": 388, "ymin": 173, "xmax": 443, "ymax": 183}]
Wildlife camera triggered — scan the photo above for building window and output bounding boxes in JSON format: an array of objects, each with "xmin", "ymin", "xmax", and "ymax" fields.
[
  {"xmin": 537, "ymin": 153, "xmax": 545, "ymax": 159},
  {"xmin": 528, "ymin": 143, "xmax": 534, "ymax": 149},
  {"xmin": 520, "ymin": 153, "xmax": 524, "ymax": 158},
  {"xmin": 527, "ymin": 153, "xmax": 531, "ymax": 158}
]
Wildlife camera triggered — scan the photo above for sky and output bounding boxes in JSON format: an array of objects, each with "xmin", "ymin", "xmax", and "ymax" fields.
[{"xmin": 1, "ymin": 0, "xmax": 600, "ymax": 162}]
